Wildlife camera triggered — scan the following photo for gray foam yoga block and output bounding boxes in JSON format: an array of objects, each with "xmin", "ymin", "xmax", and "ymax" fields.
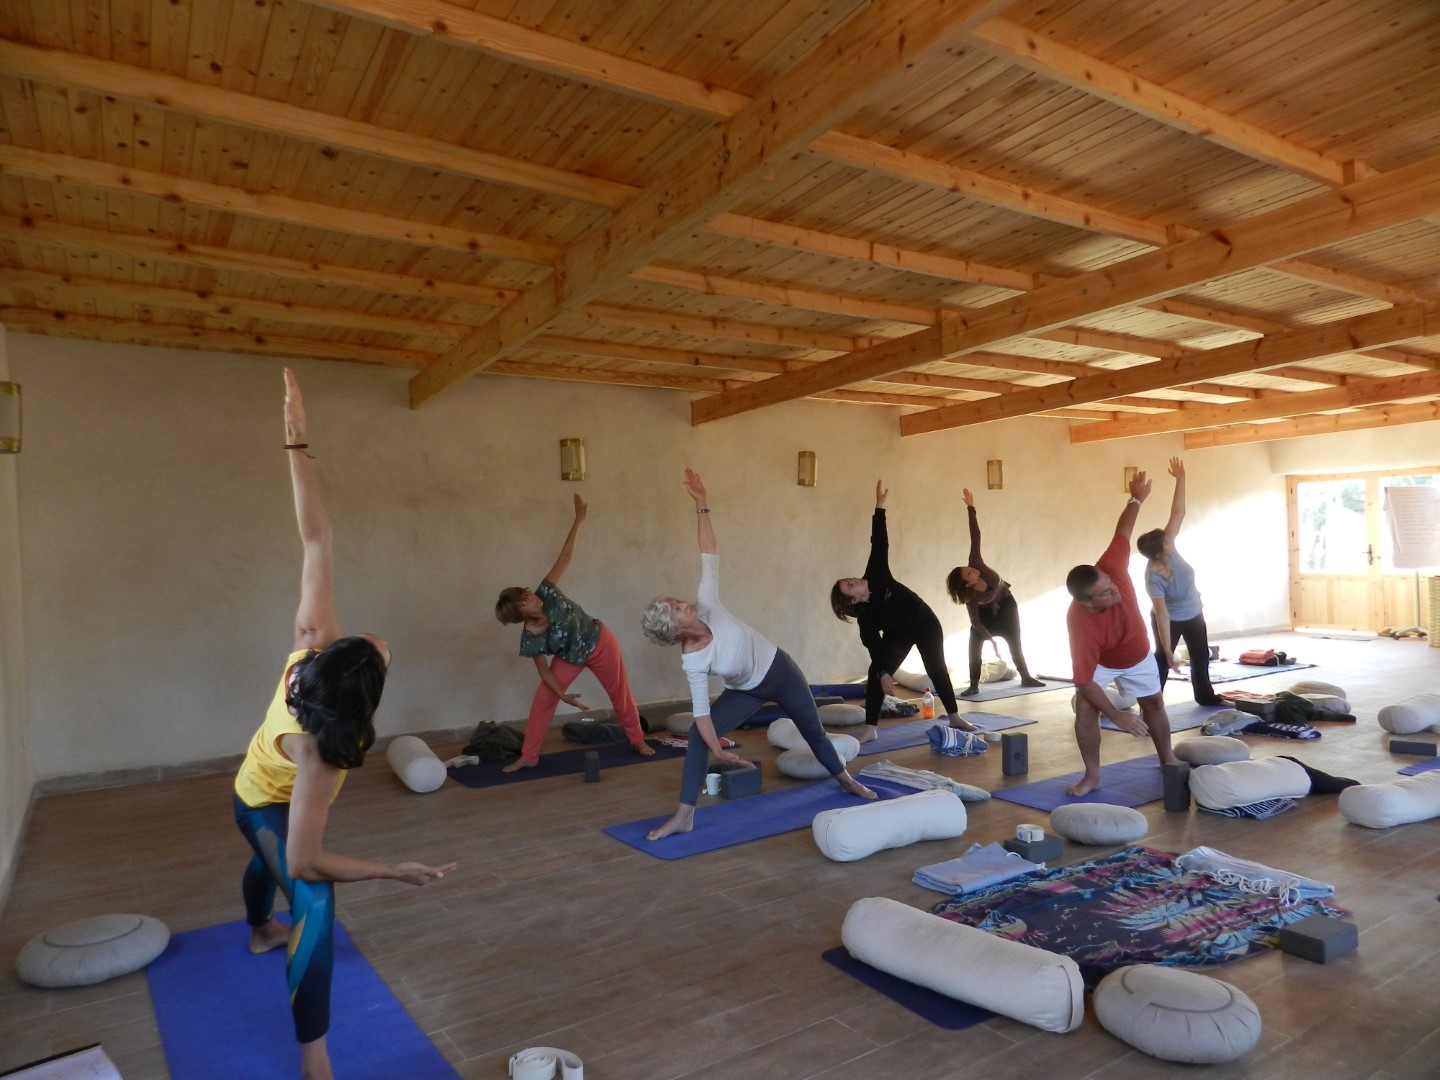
[
  {"xmin": 718, "ymin": 759, "xmax": 762, "ymax": 799},
  {"xmin": 1002, "ymin": 833, "xmax": 1063, "ymax": 862},
  {"xmin": 1389, "ymin": 739, "xmax": 1437, "ymax": 757},
  {"xmin": 1279, "ymin": 914, "xmax": 1357, "ymax": 964}
]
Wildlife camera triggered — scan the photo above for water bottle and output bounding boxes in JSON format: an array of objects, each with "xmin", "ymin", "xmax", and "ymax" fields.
[{"xmin": 921, "ymin": 687, "xmax": 936, "ymax": 720}]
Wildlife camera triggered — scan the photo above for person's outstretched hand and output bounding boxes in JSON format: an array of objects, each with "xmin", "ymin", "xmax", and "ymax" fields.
[
  {"xmin": 572, "ymin": 493, "xmax": 588, "ymax": 522},
  {"xmin": 283, "ymin": 368, "xmax": 307, "ymax": 445},
  {"xmin": 875, "ymin": 479, "xmax": 888, "ymax": 507},
  {"xmin": 1168, "ymin": 457, "xmax": 1184, "ymax": 480},
  {"xmin": 962, "ymin": 487, "xmax": 974, "ymax": 508},
  {"xmin": 1129, "ymin": 469, "xmax": 1152, "ymax": 502},
  {"xmin": 683, "ymin": 468, "xmax": 707, "ymax": 504}
]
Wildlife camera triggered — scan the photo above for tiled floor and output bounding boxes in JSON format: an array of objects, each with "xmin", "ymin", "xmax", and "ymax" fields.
[{"xmin": 2, "ymin": 631, "xmax": 1438, "ymax": 1078}]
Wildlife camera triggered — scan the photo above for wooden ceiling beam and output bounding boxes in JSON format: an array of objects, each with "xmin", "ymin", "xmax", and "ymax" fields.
[
  {"xmin": 629, "ymin": 264, "xmax": 938, "ymax": 325},
  {"xmin": 529, "ymin": 335, "xmax": 788, "ymax": 375},
  {"xmin": 707, "ymin": 213, "xmax": 1035, "ymax": 292},
  {"xmin": 969, "ymin": 18, "xmax": 1353, "ymax": 187},
  {"xmin": 490, "ymin": 359, "xmax": 728, "ymax": 394},
  {"xmin": 1070, "ymin": 368, "xmax": 1440, "ymax": 443},
  {"xmin": 0, "ymin": 269, "xmax": 471, "ymax": 341},
  {"xmin": 0, "ymin": 216, "xmax": 518, "ymax": 307},
  {"xmin": 0, "ymin": 38, "xmax": 635, "ymax": 210},
  {"xmin": 576, "ymin": 305, "xmax": 883, "ymax": 354},
  {"xmin": 410, "ymin": 0, "xmax": 1015, "ymax": 406},
  {"xmin": 0, "ymin": 307, "xmax": 433, "ymax": 366},
  {"xmin": 0, "ymin": 145, "xmax": 559, "ymax": 264},
  {"xmin": 693, "ymin": 151, "xmax": 1440, "ymax": 426},
  {"xmin": 1266, "ymin": 259, "xmax": 1435, "ymax": 306},
  {"xmin": 902, "ymin": 300, "xmax": 1440, "ymax": 435},
  {"xmin": 1185, "ymin": 400, "xmax": 1440, "ymax": 448}
]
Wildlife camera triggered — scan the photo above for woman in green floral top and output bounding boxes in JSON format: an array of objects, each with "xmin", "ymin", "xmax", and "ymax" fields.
[{"xmin": 495, "ymin": 495, "xmax": 655, "ymax": 771}]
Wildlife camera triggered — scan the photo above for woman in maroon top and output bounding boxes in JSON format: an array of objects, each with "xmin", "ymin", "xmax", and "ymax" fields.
[{"xmin": 946, "ymin": 488, "xmax": 1044, "ymax": 697}]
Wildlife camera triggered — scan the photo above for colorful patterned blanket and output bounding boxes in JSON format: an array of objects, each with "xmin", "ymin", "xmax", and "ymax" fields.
[{"xmin": 930, "ymin": 845, "xmax": 1344, "ymax": 986}]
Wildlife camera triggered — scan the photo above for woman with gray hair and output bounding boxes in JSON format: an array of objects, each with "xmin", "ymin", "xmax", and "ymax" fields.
[{"xmin": 640, "ymin": 469, "xmax": 876, "ymax": 840}]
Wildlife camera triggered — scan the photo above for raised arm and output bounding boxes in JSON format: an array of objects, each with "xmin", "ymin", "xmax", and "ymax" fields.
[
  {"xmin": 962, "ymin": 487, "xmax": 984, "ymax": 564},
  {"xmin": 1115, "ymin": 469, "xmax": 1151, "ymax": 541},
  {"xmin": 284, "ymin": 369, "xmax": 342, "ymax": 653},
  {"xmin": 683, "ymin": 468, "xmax": 716, "ymax": 554},
  {"xmin": 543, "ymin": 493, "xmax": 588, "ymax": 584},
  {"xmin": 1163, "ymin": 457, "xmax": 1186, "ymax": 541}
]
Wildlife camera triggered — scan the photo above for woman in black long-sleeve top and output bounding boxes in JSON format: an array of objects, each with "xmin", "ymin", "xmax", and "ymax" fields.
[
  {"xmin": 832, "ymin": 481, "xmax": 977, "ymax": 741},
  {"xmin": 946, "ymin": 487, "xmax": 1044, "ymax": 696}
]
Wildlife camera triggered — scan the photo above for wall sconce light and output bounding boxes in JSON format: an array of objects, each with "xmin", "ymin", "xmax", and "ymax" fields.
[
  {"xmin": 0, "ymin": 382, "xmax": 19, "ymax": 453},
  {"xmin": 559, "ymin": 438, "xmax": 586, "ymax": 481},
  {"xmin": 797, "ymin": 450, "xmax": 818, "ymax": 487},
  {"xmin": 1123, "ymin": 465, "xmax": 1138, "ymax": 492},
  {"xmin": 986, "ymin": 459, "xmax": 1003, "ymax": 490}
]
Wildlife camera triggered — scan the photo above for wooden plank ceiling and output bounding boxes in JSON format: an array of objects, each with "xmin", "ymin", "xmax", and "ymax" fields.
[{"xmin": 1, "ymin": 0, "xmax": 1438, "ymax": 446}]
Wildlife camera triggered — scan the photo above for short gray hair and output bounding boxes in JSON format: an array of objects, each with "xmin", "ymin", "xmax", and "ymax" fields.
[{"xmin": 641, "ymin": 597, "xmax": 681, "ymax": 646}]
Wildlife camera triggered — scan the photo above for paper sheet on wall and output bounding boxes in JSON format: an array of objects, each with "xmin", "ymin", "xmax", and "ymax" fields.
[{"xmin": 1384, "ymin": 485, "xmax": 1440, "ymax": 569}]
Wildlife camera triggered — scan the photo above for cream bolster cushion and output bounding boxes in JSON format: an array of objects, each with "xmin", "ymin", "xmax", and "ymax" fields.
[
  {"xmin": 1288, "ymin": 679, "xmax": 1347, "ymax": 700},
  {"xmin": 387, "ymin": 735, "xmax": 448, "ymax": 793},
  {"xmin": 16, "ymin": 914, "xmax": 171, "ymax": 988},
  {"xmin": 768, "ymin": 719, "xmax": 861, "ymax": 757},
  {"xmin": 1188, "ymin": 757, "xmax": 1310, "ymax": 811},
  {"xmin": 841, "ymin": 897, "xmax": 1084, "ymax": 1033},
  {"xmin": 1377, "ymin": 693, "xmax": 1440, "ymax": 735},
  {"xmin": 664, "ymin": 711, "xmax": 696, "ymax": 734},
  {"xmin": 1338, "ymin": 771, "xmax": 1440, "ymax": 829},
  {"xmin": 1174, "ymin": 736, "xmax": 1251, "ymax": 766},
  {"xmin": 1050, "ymin": 803, "xmax": 1148, "ymax": 845},
  {"xmin": 776, "ymin": 735, "xmax": 861, "ymax": 779},
  {"xmin": 1092, "ymin": 965, "xmax": 1261, "ymax": 1064},
  {"xmin": 893, "ymin": 666, "xmax": 961, "ymax": 693},
  {"xmin": 813, "ymin": 789, "xmax": 966, "ymax": 862}
]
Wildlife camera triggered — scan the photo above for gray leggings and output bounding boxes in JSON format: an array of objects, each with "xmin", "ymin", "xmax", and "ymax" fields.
[{"xmin": 679, "ymin": 649, "xmax": 844, "ymax": 805}]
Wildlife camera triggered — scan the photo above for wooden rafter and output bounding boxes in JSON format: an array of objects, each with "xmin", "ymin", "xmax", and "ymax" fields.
[{"xmin": 1184, "ymin": 400, "xmax": 1440, "ymax": 448}]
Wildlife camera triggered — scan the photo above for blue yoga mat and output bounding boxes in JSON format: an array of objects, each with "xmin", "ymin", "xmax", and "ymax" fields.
[
  {"xmin": 146, "ymin": 918, "xmax": 457, "ymax": 1080},
  {"xmin": 821, "ymin": 947, "xmax": 993, "ymax": 1030},
  {"xmin": 602, "ymin": 777, "xmax": 914, "ymax": 860},
  {"xmin": 855, "ymin": 713, "xmax": 1036, "ymax": 757},
  {"xmin": 448, "ymin": 737, "xmax": 684, "ymax": 789},
  {"xmin": 1101, "ymin": 700, "xmax": 1218, "ymax": 733},
  {"xmin": 1398, "ymin": 756, "xmax": 1440, "ymax": 775},
  {"xmin": 958, "ymin": 677, "xmax": 1069, "ymax": 703},
  {"xmin": 1205, "ymin": 661, "xmax": 1315, "ymax": 684},
  {"xmin": 993, "ymin": 756, "xmax": 1165, "ymax": 811}
]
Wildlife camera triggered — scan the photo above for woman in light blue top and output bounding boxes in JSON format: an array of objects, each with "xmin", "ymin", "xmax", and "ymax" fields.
[{"xmin": 1136, "ymin": 458, "xmax": 1223, "ymax": 706}]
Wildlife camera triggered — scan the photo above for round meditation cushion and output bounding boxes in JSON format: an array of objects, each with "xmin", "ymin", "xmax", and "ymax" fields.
[
  {"xmin": 766, "ymin": 716, "xmax": 806, "ymax": 750},
  {"xmin": 1188, "ymin": 757, "xmax": 1310, "ymax": 811},
  {"xmin": 1093, "ymin": 965, "xmax": 1261, "ymax": 1064},
  {"xmin": 1338, "ymin": 771, "xmax": 1440, "ymax": 828},
  {"xmin": 1173, "ymin": 736, "xmax": 1251, "ymax": 766},
  {"xmin": 1287, "ymin": 679, "xmax": 1347, "ymax": 701},
  {"xmin": 980, "ymin": 659, "xmax": 1015, "ymax": 683},
  {"xmin": 386, "ymin": 735, "xmax": 447, "ymax": 793},
  {"xmin": 818, "ymin": 702, "xmax": 866, "ymax": 727},
  {"xmin": 812, "ymin": 789, "xmax": 966, "ymax": 862},
  {"xmin": 841, "ymin": 896, "xmax": 1084, "ymax": 1033},
  {"xmin": 775, "ymin": 734, "xmax": 861, "ymax": 779},
  {"xmin": 1377, "ymin": 693, "xmax": 1440, "ymax": 735},
  {"xmin": 16, "ymin": 914, "xmax": 170, "ymax": 988},
  {"xmin": 1050, "ymin": 803, "xmax": 1148, "ymax": 846},
  {"xmin": 663, "ymin": 711, "xmax": 695, "ymax": 735},
  {"xmin": 1298, "ymin": 693, "xmax": 1349, "ymax": 714}
]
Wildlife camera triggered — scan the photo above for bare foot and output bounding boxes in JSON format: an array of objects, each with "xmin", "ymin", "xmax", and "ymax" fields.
[
  {"xmin": 501, "ymin": 758, "xmax": 538, "ymax": 773},
  {"xmin": 857, "ymin": 726, "xmax": 880, "ymax": 743},
  {"xmin": 1020, "ymin": 677, "xmax": 1045, "ymax": 687},
  {"xmin": 632, "ymin": 742, "xmax": 657, "ymax": 757},
  {"xmin": 960, "ymin": 686, "xmax": 980, "ymax": 697},
  {"xmin": 1066, "ymin": 775, "xmax": 1101, "ymax": 797},
  {"xmin": 947, "ymin": 716, "xmax": 978, "ymax": 732},
  {"xmin": 838, "ymin": 772, "xmax": 878, "ymax": 800},
  {"xmin": 646, "ymin": 806, "xmax": 695, "ymax": 841},
  {"xmin": 300, "ymin": 1035, "xmax": 333, "ymax": 1080},
  {"xmin": 248, "ymin": 919, "xmax": 290, "ymax": 955}
]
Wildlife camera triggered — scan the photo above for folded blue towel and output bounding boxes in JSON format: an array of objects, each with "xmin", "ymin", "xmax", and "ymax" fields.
[
  {"xmin": 926, "ymin": 724, "xmax": 989, "ymax": 756},
  {"xmin": 912, "ymin": 841, "xmax": 1043, "ymax": 895}
]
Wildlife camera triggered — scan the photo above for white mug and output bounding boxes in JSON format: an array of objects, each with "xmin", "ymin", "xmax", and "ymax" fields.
[
  {"xmin": 1016, "ymin": 823, "xmax": 1044, "ymax": 843},
  {"xmin": 704, "ymin": 772, "xmax": 721, "ymax": 796}
]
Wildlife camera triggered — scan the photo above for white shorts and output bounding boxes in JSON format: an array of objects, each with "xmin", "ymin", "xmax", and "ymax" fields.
[{"xmin": 1093, "ymin": 654, "xmax": 1161, "ymax": 701}]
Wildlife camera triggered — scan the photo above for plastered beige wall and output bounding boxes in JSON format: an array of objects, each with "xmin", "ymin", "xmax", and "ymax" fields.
[
  {"xmin": 11, "ymin": 334, "xmax": 1297, "ymax": 782},
  {"xmin": 0, "ymin": 327, "xmax": 33, "ymax": 898}
]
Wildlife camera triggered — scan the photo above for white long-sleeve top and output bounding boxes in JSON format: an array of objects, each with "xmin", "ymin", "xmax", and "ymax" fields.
[{"xmin": 681, "ymin": 553, "xmax": 778, "ymax": 717}]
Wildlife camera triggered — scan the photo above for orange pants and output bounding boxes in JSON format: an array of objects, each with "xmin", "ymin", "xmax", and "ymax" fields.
[{"xmin": 518, "ymin": 623, "xmax": 645, "ymax": 764}]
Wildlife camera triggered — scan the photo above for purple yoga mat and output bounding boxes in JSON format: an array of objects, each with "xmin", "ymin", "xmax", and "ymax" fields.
[{"xmin": 993, "ymin": 756, "xmax": 1165, "ymax": 811}]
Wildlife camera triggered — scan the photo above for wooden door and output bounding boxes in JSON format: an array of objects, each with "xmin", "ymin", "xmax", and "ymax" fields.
[{"xmin": 1289, "ymin": 468, "xmax": 1440, "ymax": 633}]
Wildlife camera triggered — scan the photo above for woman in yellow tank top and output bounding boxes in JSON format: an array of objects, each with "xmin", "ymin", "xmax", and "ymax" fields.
[{"xmin": 232, "ymin": 369, "xmax": 456, "ymax": 1080}]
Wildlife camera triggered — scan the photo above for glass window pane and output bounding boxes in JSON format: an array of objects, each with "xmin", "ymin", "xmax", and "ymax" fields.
[{"xmin": 1296, "ymin": 479, "xmax": 1367, "ymax": 574}]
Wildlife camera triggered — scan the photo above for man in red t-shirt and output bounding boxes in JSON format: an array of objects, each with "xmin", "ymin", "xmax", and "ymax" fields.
[{"xmin": 1064, "ymin": 470, "xmax": 1176, "ymax": 796}]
